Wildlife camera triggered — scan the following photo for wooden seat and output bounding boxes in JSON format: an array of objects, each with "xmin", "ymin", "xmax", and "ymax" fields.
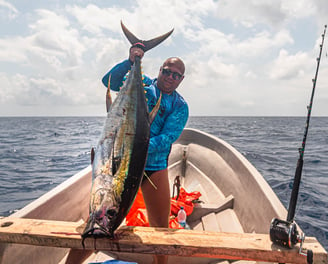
[
  {"xmin": 200, "ymin": 208, "xmax": 244, "ymax": 233},
  {"xmin": 216, "ymin": 209, "xmax": 244, "ymax": 233},
  {"xmin": 202, "ymin": 213, "xmax": 220, "ymax": 232},
  {"xmin": 189, "ymin": 195, "xmax": 234, "ymax": 222}
]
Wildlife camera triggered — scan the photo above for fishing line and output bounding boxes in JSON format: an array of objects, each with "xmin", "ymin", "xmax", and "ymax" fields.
[{"xmin": 143, "ymin": 171, "xmax": 158, "ymax": 190}]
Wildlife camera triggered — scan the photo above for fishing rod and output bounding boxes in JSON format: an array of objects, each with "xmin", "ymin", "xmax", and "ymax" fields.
[
  {"xmin": 270, "ymin": 24, "xmax": 327, "ymax": 261},
  {"xmin": 287, "ymin": 25, "xmax": 327, "ymax": 223}
]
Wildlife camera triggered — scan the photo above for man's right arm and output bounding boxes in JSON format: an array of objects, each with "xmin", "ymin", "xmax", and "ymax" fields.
[{"xmin": 102, "ymin": 59, "xmax": 132, "ymax": 92}]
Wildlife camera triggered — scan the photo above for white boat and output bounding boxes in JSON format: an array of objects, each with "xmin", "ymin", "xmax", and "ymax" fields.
[{"xmin": 0, "ymin": 128, "xmax": 326, "ymax": 264}]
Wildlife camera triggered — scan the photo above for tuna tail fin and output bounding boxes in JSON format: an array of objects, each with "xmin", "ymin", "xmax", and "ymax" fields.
[{"xmin": 121, "ymin": 21, "xmax": 174, "ymax": 52}]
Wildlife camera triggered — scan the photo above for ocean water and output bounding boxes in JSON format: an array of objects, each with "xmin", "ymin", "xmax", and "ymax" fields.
[{"xmin": 0, "ymin": 116, "xmax": 327, "ymax": 250}]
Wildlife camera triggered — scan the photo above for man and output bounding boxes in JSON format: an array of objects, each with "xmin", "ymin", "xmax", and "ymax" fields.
[{"xmin": 102, "ymin": 43, "xmax": 189, "ymax": 230}]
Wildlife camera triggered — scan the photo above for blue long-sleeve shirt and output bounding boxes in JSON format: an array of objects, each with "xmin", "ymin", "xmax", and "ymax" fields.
[{"xmin": 102, "ymin": 59, "xmax": 189, "ymax": 170}]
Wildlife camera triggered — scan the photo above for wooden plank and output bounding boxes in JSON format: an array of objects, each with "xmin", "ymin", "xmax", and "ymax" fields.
[{"xmin": 0, "ymin": 217, "xmax": 327, "ymax": 264}]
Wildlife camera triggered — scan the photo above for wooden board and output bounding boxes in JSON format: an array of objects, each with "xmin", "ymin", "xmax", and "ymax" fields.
[{"xmin": 0, "ymin": 217, "xmax": 327, "ymax": 263}]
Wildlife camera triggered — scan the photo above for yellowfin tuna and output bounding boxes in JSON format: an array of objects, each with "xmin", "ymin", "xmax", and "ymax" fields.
[{"xmin": 82, "ymin": 22, "xmax": 173, "ymax": 244}]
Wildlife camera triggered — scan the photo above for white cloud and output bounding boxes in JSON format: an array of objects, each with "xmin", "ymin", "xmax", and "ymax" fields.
[
  {"xmin": 66, "ymin": 4, "xmax": 126, "ymax": 35},
  {"xmin": 270, "ymin": 49, "xmax": 310, "ymax": 79},
  {"xmin": 236, "ymin": 30, "xmax": 294, "ymax": 57},
  {"xmin": 215, "ymin": 0, "xmax": 287, "ymax": 28},
  {"xmin": 30, "ymin": 10, "xmax": 86, "ymax": 68},
  {"xmin": 0, "ymin": 0, "xmax": 18, "ymax": 20},
  {"xmin": 0, "ymin": 36, "xmax": 29, "ymax": 63},
  {"xmin": 281, "ymin": 0, "xmax": 316, "ymax": 19},
  {"xmin": 215, "ymin": 0, "xmax": 318, "ymax": 29}
]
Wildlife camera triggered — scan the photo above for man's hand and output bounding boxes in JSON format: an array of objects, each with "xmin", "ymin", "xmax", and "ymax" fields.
[{"xmin": 129, "ymin": 47, "xmax": 144, "ymax": 63}]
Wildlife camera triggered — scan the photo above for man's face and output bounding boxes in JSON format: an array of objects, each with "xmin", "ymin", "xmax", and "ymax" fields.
[{"xmin": 157, "ymin": 58, "xmax": 184, "ymax": 94}]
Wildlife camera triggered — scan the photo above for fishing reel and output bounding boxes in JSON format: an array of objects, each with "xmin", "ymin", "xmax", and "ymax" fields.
[
  {"xmin": 270, "ymin": 218, "xmax": 301, "ymax": 248},
  {"xmin": 270, "ymin": 218, "xmax": 313, "ymax": 263}
]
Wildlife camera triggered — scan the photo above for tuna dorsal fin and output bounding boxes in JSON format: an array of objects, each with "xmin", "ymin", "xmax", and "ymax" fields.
[
  {"xmin": 120, "ymin": 21, "xmax": 174, "ymax": 52},
  {"xmin": 91, "ymin": 147, "xmax": 95, "ymax": 165}
]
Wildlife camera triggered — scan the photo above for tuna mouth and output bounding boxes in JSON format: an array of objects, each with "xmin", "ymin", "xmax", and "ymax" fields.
[
  {"xmin": 82, "ymin": 220, "xmax": 112, "ymax": 238},
  {"xmin": 81, "ymin": 207, "xmax": 118, "ymax": 248}
]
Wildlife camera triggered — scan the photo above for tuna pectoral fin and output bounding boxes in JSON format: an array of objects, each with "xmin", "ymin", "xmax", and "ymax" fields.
[
  {"xmin": 149, "ymin": 91, "xmax": 162, "ymax": 124},
  {"xmin": 121, "ymin": 21, "xmax": 174, "ymax": 52}
]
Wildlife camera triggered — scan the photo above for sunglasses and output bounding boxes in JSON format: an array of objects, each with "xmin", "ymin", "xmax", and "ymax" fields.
[{"xmin": 161, "ymin": 68, "xmax": 183, "ymax": 81}]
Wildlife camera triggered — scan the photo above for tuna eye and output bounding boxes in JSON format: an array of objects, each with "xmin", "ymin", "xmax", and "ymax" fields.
[{"xmin": 107, "ymin": 208, "xmax": 117, "ymax": 218}]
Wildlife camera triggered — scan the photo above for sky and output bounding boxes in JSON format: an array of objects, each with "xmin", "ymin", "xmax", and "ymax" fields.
[{"xmin": 0, "ymin": 0, "xmax": 327, "ymax": 116}]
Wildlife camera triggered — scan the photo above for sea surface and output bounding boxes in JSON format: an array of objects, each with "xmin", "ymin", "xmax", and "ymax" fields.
[{"xmin": 0, "ymin": 116, "xmax": 327, "ymax": 250}]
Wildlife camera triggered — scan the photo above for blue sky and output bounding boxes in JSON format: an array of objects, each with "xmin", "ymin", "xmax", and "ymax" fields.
[{"xmin": 0, "ymin": 0, "xmax": 327, "ymax": 116}]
